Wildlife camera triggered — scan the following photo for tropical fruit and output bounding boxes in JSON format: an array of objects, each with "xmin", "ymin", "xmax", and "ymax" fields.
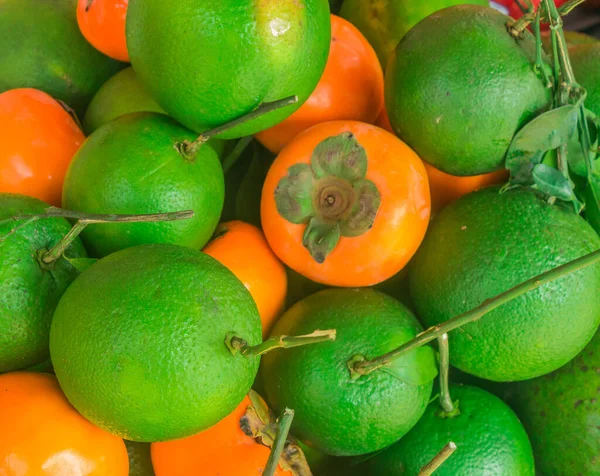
[
  {"xmin": 62, "ymin": 112, "xmax": 224, "ymax": 258},
  {"xmin": 82, "ymin": 67, "xmax": 165, "ymax": 134},
  {"xmin": 77, "ymin": 0, "xmax": 129, "ymax": 62},
  {"xmin": 385, "ymin": 5, "xmax": 551, "ymax": 175},
  {"xmin": 0, "ymin": 194, "xmax": 87, "ymax": 373},
  {"xmin": 340, "ymin": 0, "xmax": 488, "ymax": 67},
  {"xmin": 126, "ymin": 0, "xmax": 331, "ymax": 137},
  {"xmin": 0, "ymin": 0, "xmax": 124, "ymax": 116},
  {"xmin": 502, "ymin": 329, "xmax": 600, "ymax": 475},
  {"xmin": 261, "ymin": 121, "xmax": 430, "ymax": 287},
  {"xmin": 362, "ymin": 385, "xmax": 535, "ymax": 475},
  {"xmin": 50, "ymin": 244, "xmax": 262, "ymax": 441},
  {"xmin": 571, "ymin": 43, "xmax": 600, "ymax": 118},
  {"xmin": 261, "ymin": 288, "xmax": 436, "ymax": 456},
  {"xmin": 410, "ymin": 186, "xmax": 600, "ymax": 381}
]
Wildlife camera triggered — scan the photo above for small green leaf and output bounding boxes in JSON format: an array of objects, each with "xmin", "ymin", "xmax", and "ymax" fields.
[
  {"xmin": 63, "ymin": 255, "xmax": 97, "ymax": 273},
  {"xmin": 506, "ymin": 105, "xmax": 579, "ymax": 185},
  {"xmin": 301, "ymin": 217, "xmax": 341, "ymax": 264},
  {"xmin": 311, "ymin": 132, "xmax": 368, "ymax": 183},
  {"xmin": 569, "ymin": 109, "xmax": 600, "ymax": 177},
  {"xmin": 532, "ymin": 163, "xmax": 576, "ymax": 201},
  {"xmin": 383, "ymin": 345, "xmax": 438, "ymax": 386},
  {"xmin": 339, "ymin": 179, "xmax": 381, "ymax": 237},
  {"xmin": 274, "ymin": 163, "xmax": 315, "ymax": 224}
]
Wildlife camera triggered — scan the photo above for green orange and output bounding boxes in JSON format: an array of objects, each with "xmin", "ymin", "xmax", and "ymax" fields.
[
  {"xmin": 0, "ymin": 194, "xmax": 86, "ymax": 373},
  {"xmin": 50, "ymin": 244, "xmax": 262, "ymax": 442},
  {"xmin": 385, "ymin": 5, "xmax": 551, "ymax": 175},
  {"xmin": 0, "ymin": 0, "xmax": 124, "ymax": 116},
  {"xmin": 362, "ymin": 385, "xmax": 535, "ymax": 475},
  {"xmin": 62, "ymin": 112, "xmax": 224, "ymax": 258},
  {"xmin": 126, "ymin": 0, "xmax": 331, "ymax": 138},
  {"xmin": 410, "ymin": 186, "xmax": 600, "ymax": 381}
]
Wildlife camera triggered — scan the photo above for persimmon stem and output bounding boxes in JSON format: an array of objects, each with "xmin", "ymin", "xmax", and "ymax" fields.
[
  {"xmin": 227, "ymin": 330, "xmax": 336, "ymax": 357},
  {"xmin": 350, "ymin": 247, "xmax": 600, "ymax": 377},
  {"xmin": 418, "ymin": 442, "xmax": 457, "ymax": 476},
  {"xmin": 264, "ymin": 409, "xmax": 295, "ymax": 476},
  {"xmin": 438, "ymin": 334, "xmax": 454, "ymax": 414},
  {"xmin": 182, "ymin": 95, "xmax": 298, "ymax": 158}
]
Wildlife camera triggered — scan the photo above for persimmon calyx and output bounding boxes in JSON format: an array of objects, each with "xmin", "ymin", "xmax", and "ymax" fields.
[{"xmin": 274, "ymin": 132, "xmax": 381, "ymax": 263}]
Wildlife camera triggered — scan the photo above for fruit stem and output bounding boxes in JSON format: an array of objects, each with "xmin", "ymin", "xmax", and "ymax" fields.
[
  {"xmin": 533, "ymin": 9, "xmax": 553, "ymax": 89},
  {"xmin": 263, "ymin": 408, "xmax": 295, "ymax": 476},
  {"xmin": 182, "ymin": 95, "xmax": 298, "ymax": 158},
  {"xmin": 437, "ymin": 334, "xmax": 454, "ymax": 414},
  {"xmin": 418, "ymin": 442, "xmax": 457, "ymax": 476},
  {"xmin": 221, "ymin": 136, "xmax": 253, "ymax": 175},
  {"xmin": 559, "ymin": 0, "xmax": 588, "ymax": 16},
  {"xmin": 351, "ymin": 247, "xmax": 600, "ymax": 376},
  {"xmin": 1, "ymin": 207, "xmax": 194, "ymax": 265},
  {"xmin": 227, "ymin": 329, "xmax": 336, "ymax": 357}
]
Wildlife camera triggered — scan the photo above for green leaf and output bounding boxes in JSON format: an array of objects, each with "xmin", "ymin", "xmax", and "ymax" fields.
[
  {"xmin": 301, "ymin": 217, "xmax": 341, "ymax": 264},
  {"xmin": 532, "ymin": 164, "xmax": 576, "ymax": 201},
  {"xmin": 383, "ymin": 345, "xmax": 438, "ymax": 386},
  {"xmin": 63, "ymin": 256, "xmax": 97, "ymax": 273},
  {"xmin": 274, "ymin": 163, "xmax": 315, "ymax": 224},
  {"xmin": 311, "ymin": 132, "xmax": 368, "ymax": 183},
  {"xmin": 506, "ymin": 105, "xmax": 579, "ymax": 185},
  {"xmin": 569, "ymin": 109, "xmax": 600, "ymax": 177}
]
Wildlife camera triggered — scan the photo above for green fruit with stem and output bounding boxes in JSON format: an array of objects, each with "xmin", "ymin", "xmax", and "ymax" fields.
[
  {"xmin": 410, "ymin": 186, "xmax": 600, "ymax": 381},
  {"xmin": 260, "ymin": 288, "xmax": 437, "ymax": 456},
  {"xmin": 0, "ymin": 194, "xmax": 87, "ymax": 373},
  {"xmin": 126, "ymin": 0, "xmax": 330, "ymax": 138},
  {"xmin": 339, "ymin": 0, "xmax": 488, "ymax": 67},
  {"xmin": 0, "ymin": 0, "xmax": 124, "ymax": 117},
  {"xmin": 362, "ymin": 384, "xmax": 535, "ymax": 475},
  {"xmin": 50, "ymin": 243, "xmax": 334, "ymax": 441},
  {"xmin": 385, "ymin": 5, "xmax": 551, "ymax": 175}
]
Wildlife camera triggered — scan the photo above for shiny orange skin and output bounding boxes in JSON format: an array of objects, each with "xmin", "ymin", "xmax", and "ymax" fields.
[
  {"xmin": 77, "ymin": 0, "xmax": 129, "ymax": 62},
  {"xmin": 261, "ymin": 120, "xmax": 430, "ymax": 287},
  {"xmin": 0, "ymin": 88, "xmax": 84, "ymax": 206},
  {"xmin": 151, "ymin": 395, "xmax": 291, "ymax": 476},
  {"xmin": 376, "ymin": 107, "xmax": 507, "ymax": 212},
  {"xmin": 255, "ymin": 15, "xmax": 384, "ymax": 153},
  {"xmin": 0, "ymin": 372, "xmax": 128, "ymax": 476},
  {"xmin": 203, "ymin": 221, "xmax": 287, "ymax": 337}
]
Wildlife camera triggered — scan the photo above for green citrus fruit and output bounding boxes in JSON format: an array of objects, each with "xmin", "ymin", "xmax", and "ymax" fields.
[
  {"xmin": 0, "ymin": 194, "xmax": 86, "ymax": 373},
  {"xmin": 410, "ymin": 186, "xmax": 600, "ymax": 381},
  {"xmin": 62, "ymin": 112, "xmax": 224, "ymax": 258},
  {"xmin": 126, "ymin": 0, "xmax": 330, "ymax": 138},
  {"xmin": 260, "ymin": 288, "xmax": 436, "ymax": 456},
  {"xmin": 385, "ymin": 5, "xmax": 551, "ymax": 175},
  {"xmin": 125, "ymin": 441, "xmax": 155, "ymax": 476},
  {"xmin": 0, "ymin": 0, "xmax": 124, "ymax": 116},
  {"xmin": 82, "ymin": 67, "xmax": 166, "ymax": 135},
  {"xmin": 50, "ymin": 244, "xmax": 262, "ymax": 442},
  {"xmin": 362, "ymin": 384, "xmax": 535, "ymax": 475},
  {"xmin": 340, "ymin": 0, "xmax": 488, "ymax": 67},
  {"xmin": 502, "ymin": 329, "xmax": 600, "ymax": 475},
  {"xmin": 571, "ymin": 43, "xmax": 600, "ymax": 118}
]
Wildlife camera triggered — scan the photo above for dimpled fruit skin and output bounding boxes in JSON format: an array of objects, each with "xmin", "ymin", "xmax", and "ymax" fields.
[
  {"xmin": 0, "ymin": 0, "xmax": 124, "ymax": 116},
  {"xmin": 126, "ymin": 0, "xmax": 330, "ymax": 138},
  {"xmin": 571, "ymin": 44, "xmax": 600, "ymax": 118},
  {"xmin": 0, "ymin": 194, "xmax": 86, "ymax": 373},
  {"xmin": 503, "ymin": 330, "xmax": 600, "ymax": 475},
  {"xmin": 363, "ymin": 385, "xmax": 534, "ymax": 475},
  {"xmin": 82, "ymin": 67, "xmax": 166, "ymax": 135},
  {"xmin": 410, "ymin": 186, "xmax": 600, "ymax": 381},
  {"xmin": 385, "ymin": 5, "xmax": 551, "ymax": 175},
  {"xmin": 50, "ymin": 244, "xmax": 262, "ymax": 442},
  {"xmin": 260, "ymin": 288, "xmax": 433, "ymax": 456},
  {"xmin": 62, "ymin": 112, "xmax": 224, "ymax": 258}
]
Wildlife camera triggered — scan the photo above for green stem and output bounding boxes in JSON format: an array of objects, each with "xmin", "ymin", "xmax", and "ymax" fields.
[
  {"xmin": 182, "ymin": 95, "xmax": 298, "ymax": 158},
  {"xmin": 533, "ymin": 8, "xmax": 553, "ymax": 89},
  {"xmin": 226, "ymin": 329, "xmax": 336, "ymax": 357},
  {"xmin": 221, "ymin": 136, "xmax": 254, "ymax": 175},
  {"xmin": 351, "ymin": 247, "xmax": 600, "ymax": 377},
  {"xmin": 558, "ymin": 0, "xmax": 588, "ymax": 16},
  {"xmin": 418, "ymin": 442, "xmax": 457, "ymax": 476},
  {"xmin": 437, "ymin": 334, "xmax": 454, "ymax": 414},
  {"xmin": 263, "ymin": 409, "xmax": 295, "ymax": 476},
  {"xmin": 42, "ymin": 221, "xmax": 89, "ymax": 264}
]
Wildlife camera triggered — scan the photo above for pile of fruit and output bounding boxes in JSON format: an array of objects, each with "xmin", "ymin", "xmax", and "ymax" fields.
[{"xmin": 2, "ymin": 0, "xmax": 600, "ymax": 474}]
